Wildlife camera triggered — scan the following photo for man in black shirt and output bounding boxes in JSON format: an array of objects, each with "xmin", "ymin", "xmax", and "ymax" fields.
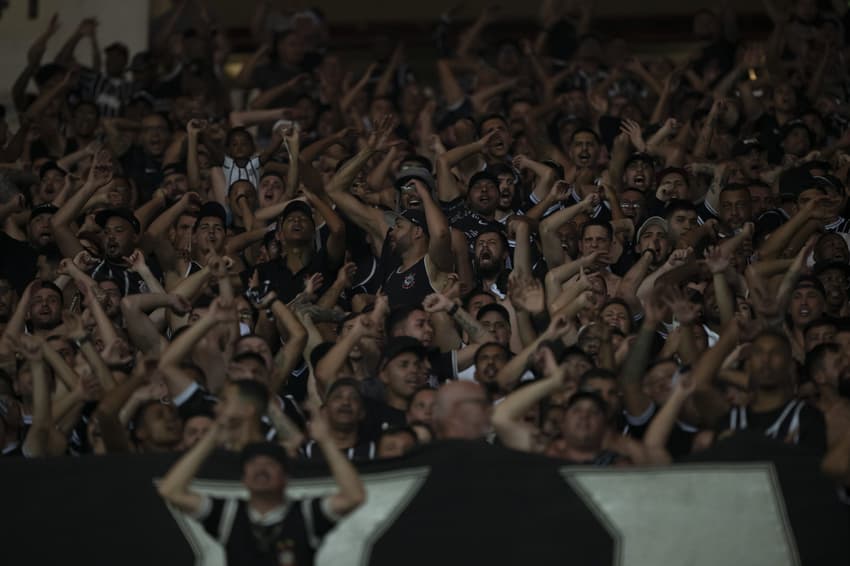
[{"xmin": 158, "ymin": 409, "xmax": 365, "ymax": 566}]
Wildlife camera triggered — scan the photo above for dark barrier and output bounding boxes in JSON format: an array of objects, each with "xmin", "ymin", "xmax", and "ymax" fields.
[{"xmin": 1, "ymin": 434, "xmax": 847, "ymax": 566}]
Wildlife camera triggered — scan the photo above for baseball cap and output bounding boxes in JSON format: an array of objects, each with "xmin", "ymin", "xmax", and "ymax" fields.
[
  {"xmin": 384, "ymin": 208, "xmax": 430, "ymax": 237},
  {"xmin": 195, "ymin": 201, "xmax": 227, "ymax": 229},
  {"xmin": 468, "ymin": 170, "xmax": 499, "ymax": 190},
  {"xmin": 240, "ymin": 441, "xmax": 291, "ymax": 472},
  {"xmin": 381, "ymin": 336, "xmax": 427, "ymax": 367},
  {"xmin": 280, "ymin": 200, "xmax": 314, "ymax": 223},
  {"xmin": 814, "ymin": 260, "xmax": 850, "ymax": 279},
  {"xmin": 780, "ymin": 119, "xmax": 813, "ymax": 143},
  {"xmin": 394, "ymin": 167, "xmax": 435, "ymax": 192},
  {"xmin": 731, "ymin": 138, "xmax": 764, "ymax": 157},
  {"xmin": 95, "ymin": 208, "xmax": 141, "ymax": 233},
  {"xmin": 30, "ymin": 203, "xmax": 59, "ymax": 222},
  {"xmin": 636, "ymin": 216, "xmax": 669, "ymax": 242},
  {"xmin": 624, "ymin": 152, "xmax": 655, "ymax": 169},
  {"xmin": 161, "ymin": 162, "xmax": 187, "ymax": 177}
]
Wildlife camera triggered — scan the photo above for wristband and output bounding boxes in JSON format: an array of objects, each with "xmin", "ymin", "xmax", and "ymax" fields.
[{"xmin": 447, "ymin": 303, "xmax": 460, "ymax": 317}]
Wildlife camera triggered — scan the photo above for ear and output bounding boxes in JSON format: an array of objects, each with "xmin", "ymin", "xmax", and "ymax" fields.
[{"xmin": 378, "ymin": 366, "xmax": 390, "ymax": 385}]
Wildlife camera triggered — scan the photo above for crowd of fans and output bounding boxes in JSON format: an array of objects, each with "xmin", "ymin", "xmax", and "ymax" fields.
[{"xmin": 3, "ymin": 0, "xmax": 850, "ymax": 560}]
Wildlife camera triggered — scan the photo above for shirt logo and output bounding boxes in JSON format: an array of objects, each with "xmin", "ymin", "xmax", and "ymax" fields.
[{"xmin": 402, "ymin": 272, "xmax": 416, "ymax": 289}]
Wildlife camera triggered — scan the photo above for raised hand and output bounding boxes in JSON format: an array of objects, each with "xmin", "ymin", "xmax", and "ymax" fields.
[
  {"xmin": 703, "ymin": 245, "xmax": 730, "ymax": 275},
  {"xmin": 208, "ymin": 296, "xmax": 237, "ymax": 323},
  {"xmin": 666, "ymin": 247, "xmax": 692, "ymax": 268},
  {"xmin": 101, "ymin": 338, "xmax": 133, "ymax": 367},
  {"xmin": 335, "ymin": 262, "xmax": 357, "ymax": 288},
  {"xmin": 17, "ymin": 335, "xmax": 44, "ymax": 362},
  {"xmin": 642, "ymin": 286, "xmax": 670, "ymax": 325},
  {"xmin": 167, "ymin": 294, "xmax": 192, "ymax": 315},
  {"xmin": 123, "ymin": 249, "xmax": 148, "ymax": 273},
  {"xmin": 662, "ymin": 285, "xmax": 701, "ymax": 325},
  {"xmin": 303, "ymin": 273, "xmax": 324, "ymax": 296},
  {"xmin": 422, "ymin": 292, "xmax": 455, "ymax": 313},
  {"xmin": 620, "ymin": 119, "xmax": 646, "ymax": 152},
  {"xmin": 366, "ymin": 115, "xmax": 402, "ymax": 152},
  {"xmin": 508, "ymin": 275, "xmax": 545, "ymax": 314}
]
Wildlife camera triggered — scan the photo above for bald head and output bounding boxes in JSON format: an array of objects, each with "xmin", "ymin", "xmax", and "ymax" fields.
[{"xmin": 432, "ymin": 381, "xmax": 491, "ymax": 440}]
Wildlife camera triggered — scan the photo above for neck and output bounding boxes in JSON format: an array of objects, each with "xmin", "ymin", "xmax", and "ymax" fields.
[
  {"xmin": 385, "ymin": 391, "xmax": 408, "ymax": 412},
  {"xmin": 399, "ymin": 244, "xmax": 426, "ymax": 270},
  {"xmin": 285, "ymin": 243, "xmax": 312, "ymax": 269},
  {"xmin": 330, "ymin": 426, "xmax": 359, "ymax": 449},
  {"xmin": 249, "ymin": 493, "xmax": 285, "ymax": 514},
  {"xmin": 751, "ymin": 385, "xmax": 793, "ymax": 413},
  {"xmin": 561, "ymin": 443, "xmax": 601, "ymax": 462}
]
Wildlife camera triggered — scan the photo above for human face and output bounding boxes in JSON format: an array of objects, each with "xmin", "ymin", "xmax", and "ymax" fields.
[
  {"xmin": 570, "ymin": 132, "xmax": 600, "ymax": 168},
  {"xmin": 624, "ymin": 160, "xmax": 652, "ymax": 191},
  {"xmin": 474, "ymin": 344, "xmax": 509, "ymax": 385},
  {"xmin": 468, "ymin": 179, "xmax": 498, "ymax": 216},
  {"xmin": 814, "ymin": 234, "xmax": 850, "ymax": 264},
  {"xmin": 98, "ymin": 280, "xmax": 122, "ymax": 318},
  {"xmin": 73, "ymin": 103, "xmax": 99, "ymax": 137},
  {"xmin": 642, "ymin": 361, "xmax": 676, "ymax": 405},
  {"xmin": 181, "ymin": 415, "xmax": 213, "ymax": 449},
  {"xmin": 481, "ymin": 117, "xmax": 512, "ymax": 159},
  {"xmin": 325, "ymin": 385, "xmax": 364, "ymax": 429},
  {"xmin": 496, "ymin": 174, "xmax": 516, "ymax": 210},
  {"xmin": 227, "ymin": 131, "xmax": 255, "ymax": 161},
  {"xmin": 407, "ymin": 389, "xmax": 435, "ymax": 424},
  {"xmin": 378, "ymin": 432, "xmax": 417, "ymax": 458},
  {"xmin": 736, "ymin": 149, "xmax": 766, "ymax": 179},
  {"xmin": 28, "ymin": 213, "xmax": 54, "ymax": 249},
  {"xmin": 479, "ymin": 311, "xmax": 510, "ymax": 346},
  {"xmin": 467, "ymin": 293, "xmax": 495, "ymax": 318},
  {"xmin": 748, "ymin": 185, "xmax": 773, "ymax": 217},
  {"xmin": 243, "ymin": 455, "xmax": 287, "ymax": 496},
  {"xmin": 258, "ymin": 175, "xmax": 285, "ymax": 208},
  {"xmin": 276, "ymin": 32, "xmax": 304, "ymax": 67},
  {"xmin": 582, "ymin": 378, "xmax": 622, "ymax": 420},
  {"xmin": 789, "ymin": 287, "xmax": 825, "ymax": 328},
  {"xmin": 745, "ymin": 334, "xmax": 793, "ymax": 389},
  {"xmin": 557, "ymin": 222, "xmax": 579, "ymax": 259},
  {"xmin": 474, "ymin": 233, "xmax": 506, "ymax": 275},
  {"xmin": 171, "ymin": 214, "xmax": 196, "ymax": 249},
  {"xmin": 235, "ymin": 337, "xmax": 273, "ymax": 372},
  {"xmin": 579, "ymin": 225, "xmax": 611, "ymax": 258},
  {"xmin": 773, "ymin": 83, "xmax": 797, "ymax": 113},
  {"xmin": 561, "ymin": 399, "xmax": 606, "ymax": 451},
  {"xmin": 29, "ymin": 287, "xmax": 62, "ymax": 329},
  {"xmin": 228, "ymin": 357, "xmax": 268, "ymax": 384},
  {"xmin": 805, "ymin": 324, "xmax": 837, "ymax": 352},
  {"xmin": 162, "ymin": 173, "xmax": 188, "ymax": 201},
  {"xmin": 381, "ymin": 353, "xmax": 425, "ymax": 401},
  {"xmin": 395, "ymin": 310, "xmax": 434, "ymax": 348},
  {"xmin": 139, "ymin": 114, "xmax": 170, "ymax": 157},
  {"xmin": 658, "ymin": 173, "xmax": 688, "ymax": 201},
  {"xmin": 39, "ymin": 170, "xmax": 65, "ymax": 203},
  {"xmin": 280, "ymin": 210, "xmax": 315, "ymax": 245},
  {"xmin": 619, "ymin": 190, "xmax": 646, "ymax": 222},
  {"xmin": 193, "ymin": 216, "xmax": 226, "ymax": 256},
  {"xmin": 600, "ymin": 303, "xmax": 630, "ymax": 334},
  {"xmin": 719, "ymin": 189, "xmax": 752, "ymax": 231},
  {"xmin": 636, "ymin": 225, "xmax": 670, "ymax": 263},
  {"xmin": 138, "ymin": 403, "xmax": 182, "ymax": 448},
  {"xmin": 667, "ymin": 210, "xmax": 698, "ymax": 242},
  {"xmin": 783, "ymin": 127, "xmax": 810, "ymax": 157},
  {"xmin": 102, "ymin": 216, "xmax": 137, "ymax": 259},
  {"xmin": 388, "ymin": 218, "xmax": 416, "ymax": 253},
  {"xmin": 818, "ymin": 268, "xmax": 849, "ymax": 311}
]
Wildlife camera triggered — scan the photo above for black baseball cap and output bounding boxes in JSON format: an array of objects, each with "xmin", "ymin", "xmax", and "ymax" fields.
[
  {"xmin": 385, "ymin": 208, "xmax": 429, "ymax": 236},
  {"xmin": 240, "ymin": 441, "xmax": 291, "ymax": 473},
  {"xmin": 95, "ymin": 208, "xmax": 141, "ymax": 233},
  {"xmin": 195, "ymin": 201, "xmax": 227, "ymax": 229},
  {"xmin": 624, "ymin": 152, "xmax": 655, "ymax": 168},
  {"xmin": 814, "ymin": 260, "xmax": 850, "ymax": 279},
  {"xmin": 381, "ymin": 336, "xmax": 426, "ymax": 367},
  {"xmin": 468, "ymin": 170, "xmax": 499, "ymax": 190},
  {"xmin": 161, "ymin": 162, "xmax": 187, "ymax": 177},
  {"xmin": 280, "ymin": 200, "xmax": 314, "ymax": 223},
  {"xmin": 30, "ymin": 203, "xmax": 59, "ymax": 222},
  {"xmin": 793, "ymin": 275, "xmax": 827, "ymax": 298}
]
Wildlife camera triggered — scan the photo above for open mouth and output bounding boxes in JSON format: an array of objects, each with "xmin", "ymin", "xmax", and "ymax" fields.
[
  {"xmin": 634, "ymin": 175, "xmax": 646, "ymax": 185},
  {"xmin": 799, "ymin": 307, "xmax": 811, "ymax": 318}
]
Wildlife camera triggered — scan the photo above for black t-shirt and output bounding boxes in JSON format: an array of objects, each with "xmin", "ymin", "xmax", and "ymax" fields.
[
  {"xmin": 89, "ymin": 259, "xmax": 150, "ymax": 295},
  {"xmin": 198, "ymin": 496, "xmax": 337, "ymax": 566},
  {"xmin": 427, "ymin": 350, "xmax": 456, "ymax": 384},
  {"xmin": 120, "ymin": 146, "xmax": 162, "ymax": 204},
  {"xmin": 255, "ymin": 250, "xmax": 333, "ymax": 304},
  {"xmin": 623, "ymin": 403, "xmax": 697, "ymax": 460},
  {"xmin": 360, "ymin": 398, "xmax": 406, "ymax": 442},
  {"xmin": 726, "ymin": 400, "xmax": 827, "ymax": 460},
  {"xmin": 0, "ymin": 232, "xmax": 39, "ymax": 294},
  {"xmin": 440, "ymin": 198, "xmax": 496, "ymax": 244}
]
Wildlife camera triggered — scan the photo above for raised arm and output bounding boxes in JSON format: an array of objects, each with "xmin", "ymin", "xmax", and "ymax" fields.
[
  {"xmin": 269, "ymin": 298, "xmax": 308, "ymax": 394},
  {"xmin": 435, "ymin": 132, "xmax": 494, "ymax": 203},
  {"xmin": 307, "ymin": 404, "xmax": 366, "ymax": 515},
  {"xmin": 157, "ymin": 421, "xmax": 220, "ymax": 514}
]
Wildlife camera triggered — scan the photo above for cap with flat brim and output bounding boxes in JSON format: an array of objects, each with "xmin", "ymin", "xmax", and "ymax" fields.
[
  {"xmin": 95, "ymin": 208, "xmax": 141, "ymax": 233},
  {"xmin": 280, "ymin": 200, "xmax": 314, "ymax": 223},
  {"xmin": 195, "ymin": 202, "xmax": 227, "ymax": 229},
  {"xmin": 814, "ymin": 261, "xmax": 850, "ymax": 280},
  {"xmin": 636, "ymin": 216, "xmax": 669, "ymax": 242},
  {"xmin": 468, "ymin": 170, "xmax": 499, "ymax": 190},
  {"xmin": 793, "ymin": 275, "xmax": 827, "ymax": 298},
  {"xmin": 732, "ymin": 138, "xmax": 765, "ymax": 157},
  {"xmin": 384, "ymin": 208, "xmax": 429, "ymax": 237},
  {"xmin": 381, "ymin": 336, "xmax": 427, "ymax": 366},
  {"xmin": 30, "ymin": 204, "xmax": 59, "ymax": 222}
]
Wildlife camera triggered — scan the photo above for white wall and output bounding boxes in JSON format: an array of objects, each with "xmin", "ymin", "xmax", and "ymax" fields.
[{"xmin": 0, "ymin": 0, "xmax": 149, "ymax": 118}]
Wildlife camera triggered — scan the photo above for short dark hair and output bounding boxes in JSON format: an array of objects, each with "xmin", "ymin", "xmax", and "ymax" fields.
[
  {"xmin": 228, "ymin": 379, "xmax": 270, "ymax": 416},
  {"xmin": 225, "ymin": 127, "xmax": 254, "ymax": 147},
  {"xmin": 579, "ymin": 367, "xmax": 617, "ymax": 389},
  {"xmin": 579, "ymin": 218, "xmax": 613, "ymax": 241},
  {"xmin": 386, "ymin": 305, "xmax": 426, "ymax": 337},
  {"xmin": 473, "ymin": 342, "xmax": 511, "ymax": 365},
  {"xmin": 803, "ymin": 317, "xmax": 837, "ymax": 335},
  {"xmin": 664, "ymin": 199, "xmax": 698, "ymax": 219},
  {"xmin": 477, "ymin": 113, "xmax": 509, "ymax": 136},
  {"xmin": 476, "ymin": 303, "xmax": 510, "ymax": 323},
  {"xmin": 805, "ymin": 342, "xmax": 840, "ymax": 380},
  {"xmin": 570, "ymin": 127, "xmax": 601, "ymax": 145},
  {"xmin": 720, "ymin": 183, "xmax": 750, "ymax": 197}
]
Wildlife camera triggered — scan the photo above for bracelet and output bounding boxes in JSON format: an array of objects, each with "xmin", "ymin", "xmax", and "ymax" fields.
[{"xmin": 447, "ymin": 303, "xmax": 460, "ymax": 317}]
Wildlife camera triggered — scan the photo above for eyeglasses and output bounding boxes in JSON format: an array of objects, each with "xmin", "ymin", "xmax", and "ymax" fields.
[{"xmin": 620, "ymin": 201, "xmax": 643, "ymax": 210}]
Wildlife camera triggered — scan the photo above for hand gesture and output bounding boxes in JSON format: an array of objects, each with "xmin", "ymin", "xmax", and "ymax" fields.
[
  {"xmin": 703, "ymin": 245, "xmax": 730, "ymax": 275},
  {"xmin": 186, "ymin": 118, "xmax": 207, "ymax": 135},
  {"xmin": 547, "ymin": 180, "xmax": 571, "ymax": 203},
  {"xmin": 206, "ymin": 253, "xmax": 233, "ymax": 278},
  {"xmin": 101, "ymin": 338, "xmax": 133, "ymax": 367},
  {"xmin": 17, "ymin": 335, "xmax": 44, "ymax": 362},
  {"xmin": 208, "ymin": 297, "xmax": 237, "ymax": 323},
  {"xmin": 123, "ymin": 249, "xmax": 148, "ymax": 273},
  {"xmin": 303, "ymin": 273, "xmax": 324, "ymax": 296},
  {"xmin": 306, "ymin": 400, "xmax": 332, "ymax": 442},
  {"xmin": 662, "ymin": 285, "xmax": 700, "ymax": 325},
  {"xmin": 366, "ymin": 115, "xmax": 402, "ymax": 153},
  {"xmin": 167, "ymin": 294, "xmax": 192, "ymax": 315},
  {"xmin": 335, "ymin": 262, "xmax": 357, "ymax": 288},
  {"xmin": 423, "ymin": 292, "xmax": 455, "ymax": 314},
  {"xmin": 507, "ymin": 275, "xmax": 545, "ymax": 314},
  {"xmin": 88, "ymin": 149, "xmax": 114, "ymax": 188},
  {"xmin": 620, "ymin": 119, "xmax": 646, "ymax": 152},
  {"xmin": 642, "ymin": 287, "xmax": 670, "ymax": 325},
  {"xmin": 666, "ymin": 247, "xmax": 692, "ymax": 268}
]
